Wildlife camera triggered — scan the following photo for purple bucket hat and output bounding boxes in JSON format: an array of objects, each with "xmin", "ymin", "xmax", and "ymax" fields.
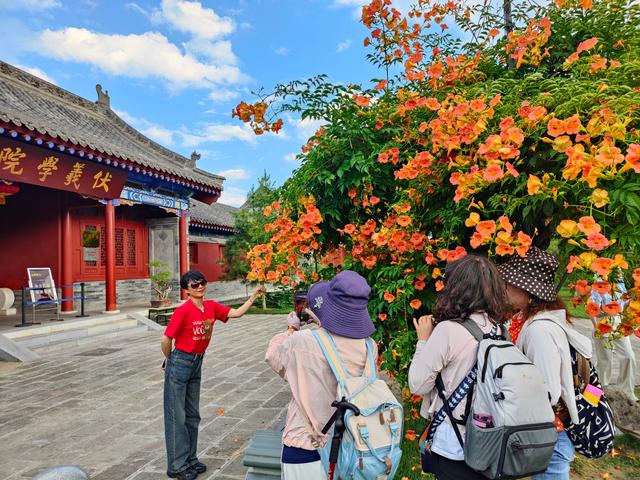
[{"xmin": 307, "ymin": 270, "xmax": 375, "ymax": 339}]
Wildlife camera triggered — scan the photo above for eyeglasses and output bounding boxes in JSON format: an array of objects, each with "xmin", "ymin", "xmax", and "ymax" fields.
[{"xmin": 188, "ymin": 280, "xmax": 207, "ymax": 289}]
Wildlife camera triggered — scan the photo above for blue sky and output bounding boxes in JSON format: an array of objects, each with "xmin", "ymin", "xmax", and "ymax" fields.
[{"xmin": 0, "ymin": 0, "xmax": 410, "ymax": 206}]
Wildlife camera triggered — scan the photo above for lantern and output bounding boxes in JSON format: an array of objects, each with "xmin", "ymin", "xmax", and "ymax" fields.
[{"xmin": 0, "ymin": 182, "xmax": 20, "ymax": 205}]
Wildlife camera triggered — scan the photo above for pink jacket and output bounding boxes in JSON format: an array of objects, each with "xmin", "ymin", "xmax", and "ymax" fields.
[
  {"xmin": 265, "ymin": 327, "xmax": 378, "ymax": 450},
  {"xmin": 408, "ymin": 313, "xmax": 496, "ymax": 440}
]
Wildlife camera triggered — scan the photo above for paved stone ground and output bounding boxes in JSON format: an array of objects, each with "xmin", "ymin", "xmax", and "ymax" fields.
[{"xmin": 0, "ymin": 314, "xmax": 290, "ymax": 480}]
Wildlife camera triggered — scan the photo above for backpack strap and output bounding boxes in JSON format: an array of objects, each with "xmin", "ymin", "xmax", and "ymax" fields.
[
  {"xmin": 420, "ymin": 322, "xmax": 498, "ymax": 452},
  {"xmin": 530, "ymin": 318, "xmax": 591, "ymax": 388},
  {"xmin": 460, "ymin": 318, "xmax": 506, "ymax": 341},
  {"xmin": 419, "ymin": 367, "xmax": 478, "ymax": 451},
  {"xmin": 363, "ymin": 337, "xmax": 377, "ymax": 384},
  {"xmin": 460, "ymin": 318, "xmax": 485, "ymax": 341},
  {"xmin": 312, "ymin": 330, "xmax": 350, "ymax": 388},
  {"xmin": 435, "ymin": 373, "xmax": 466, "ymax": 448}
]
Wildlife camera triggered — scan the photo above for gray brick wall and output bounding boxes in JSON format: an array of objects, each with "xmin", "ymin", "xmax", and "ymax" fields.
[
  {"xmin": 77, "ymin": 279, "xmax": 156, "ymax": 310},
  {"xmin": 11, "ymin": 279, "xmax": 263, "ymax": 313}
]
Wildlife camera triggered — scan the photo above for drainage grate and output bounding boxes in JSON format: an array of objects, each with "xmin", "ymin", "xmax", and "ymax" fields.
[{"xmin": 75, "ymin": 347, "xmax": 122, "ymax": 357}]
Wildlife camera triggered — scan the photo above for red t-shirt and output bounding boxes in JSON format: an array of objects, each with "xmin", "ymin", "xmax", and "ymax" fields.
[{"xmin": 164, "ymin": 299, "xmax": 232, "ymax": 354}]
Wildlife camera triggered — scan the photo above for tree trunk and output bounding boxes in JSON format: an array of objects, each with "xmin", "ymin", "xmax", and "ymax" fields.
[{"xmin": 504, "ymin": 0, "xmax": 516, "ymax": 69}]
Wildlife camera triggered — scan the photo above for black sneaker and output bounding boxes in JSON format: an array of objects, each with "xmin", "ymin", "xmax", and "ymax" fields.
[
  {"xmin": 191, "ymin": 462, "xmax": 207, "ymax": 474},
  {"xmin": 167, "ymin": 468, "xmax": 197, "ymax": 480}
]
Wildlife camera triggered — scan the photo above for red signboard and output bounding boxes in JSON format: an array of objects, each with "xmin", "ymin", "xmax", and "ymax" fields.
[{"xmin": 0, "ymin": 138, "xmax": 128, "ymax": 199}]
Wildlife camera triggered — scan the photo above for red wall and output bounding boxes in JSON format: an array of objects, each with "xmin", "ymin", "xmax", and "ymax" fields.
[
  {"xmin": 0, "ymin": 184, "xmax": 61, "ymax": 289},
  {"xmin": 71, "ymin": 204, "xmax": 149, "ymax": 281},
  {"xmin": 190, "ymin": 242, "xmax": 226, "ymax": 282}
]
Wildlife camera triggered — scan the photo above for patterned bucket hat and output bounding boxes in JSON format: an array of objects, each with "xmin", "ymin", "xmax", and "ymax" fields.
[{"xmin": 497, "ymin": 247, "xmax": 559, "ymax": 302}]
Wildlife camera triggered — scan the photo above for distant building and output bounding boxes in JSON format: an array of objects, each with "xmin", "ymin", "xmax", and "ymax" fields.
[
  {"xmin": 0, "ymin": 61, "xmax": 230, "ymax": 312},
  {"xmin": 189, "ymin": 200, "xmax": 238, "ymax": 282}
]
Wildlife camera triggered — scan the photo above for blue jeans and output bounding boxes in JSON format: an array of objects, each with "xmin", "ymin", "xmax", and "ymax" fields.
[
  {"xmin": 533, "ymin": 430, "xmax": 575, "ymax": 480},
  {"xmin": 164, "ymin": 349, "xmax": 204, "ymax": 474}
]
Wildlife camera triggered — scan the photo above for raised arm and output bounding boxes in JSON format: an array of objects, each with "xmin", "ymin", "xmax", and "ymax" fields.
[{"xmin": 228, "ymin": 285, "xmax": 266, "ymax": 318}]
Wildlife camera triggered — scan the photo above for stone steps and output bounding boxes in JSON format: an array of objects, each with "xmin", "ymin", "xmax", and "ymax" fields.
[
  {"xmin": 0, "ymin": 313, "xmax": 159, "ymax": 359},
  {"xmin": 32, "ymin": 325, "xmax": 151, "ymax": 355},
  {"xmin": 4, "ymin": 314, "xmax": 129, "ymax": 340},
  {"xmin": 243, "ymin": 429, "xmax": 282, "ymax": 479}
]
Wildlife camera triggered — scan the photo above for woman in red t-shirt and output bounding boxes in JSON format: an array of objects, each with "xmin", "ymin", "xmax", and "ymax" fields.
[{"xmin": 161, "ymin": 270, "xmax": 265, "ymax": 480}]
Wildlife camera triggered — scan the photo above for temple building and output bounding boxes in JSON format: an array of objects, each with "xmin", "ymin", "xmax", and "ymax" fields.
[
  {"xmin": 189, "ymin": 200, "xmax": 238, "ymax": 282},
  {"xmin": 0, "ymin": 61, "xmax": 230, "ymax": 313}
]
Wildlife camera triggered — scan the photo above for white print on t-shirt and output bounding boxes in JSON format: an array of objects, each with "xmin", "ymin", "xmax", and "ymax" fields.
[{"xmin": 192, "ymin": 318, "xmax": 213, "ymax": 341}]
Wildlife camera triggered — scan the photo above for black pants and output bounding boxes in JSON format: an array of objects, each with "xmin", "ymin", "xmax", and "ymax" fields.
[{"xmin": 432, "ymin": 452, "xmax": 486, "ymax": 480}]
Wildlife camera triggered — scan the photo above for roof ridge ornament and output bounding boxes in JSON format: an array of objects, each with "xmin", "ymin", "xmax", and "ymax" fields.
[
  {"xmin": 187, "ymin": 151, "xmax": 200, "ymax": 169},
  {"xmin": 95, "ymin": 84, "xmax": 110, "ymax": 109}
]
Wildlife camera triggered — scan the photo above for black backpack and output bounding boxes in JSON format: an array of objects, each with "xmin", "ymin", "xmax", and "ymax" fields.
[
  {"xmin": 531, "ymin": 318, "xmax": 615, "ymax": 458},
  {"xmin": 565, "ymin": 346, "xmax": 615, "ymax": 458}
]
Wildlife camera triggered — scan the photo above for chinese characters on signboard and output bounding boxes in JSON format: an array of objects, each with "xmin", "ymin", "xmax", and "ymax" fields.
[
  {"xmin": 27, "ymin": 267, "xmax": 57, "ymax": 304},
  {"xmin": 0, "ymin": 138, "xmax": 128, "ymax": 199}
]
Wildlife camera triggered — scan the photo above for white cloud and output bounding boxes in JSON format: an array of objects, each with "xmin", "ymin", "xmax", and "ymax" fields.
[
  {"xmin": 217, "ymin": 168, "xmax": 250, "ymax": 180},
  {"xmin": 16, "ymin": 65, "xmax": 55, "ymax": 84},
  {"xmin": 154, "ymin": 0, "xmax": 235, "ymax": 40},
  {"xmin": 180, "ymin": 123, "xmax": 259, "ymax": 146},
  {"xmin": 113, "ymin": 108, "xmax": 174, "ymax": 146},
  {"xmin": 239, "ymin": 22, "xmax": 253, "ymax": 29},
  {"xmin": 142, "ymin": 126, "xmax": 174, "ymax": 146},
  {"xmin": 274, "ymin": 46, "xmax": 290, "ymax": 56},
  {"xmin": 283, "ymin": 152, "xmax": 300, "ymax": 163},
  {"xmin": 208, "ymin": 88, "xmax": 240, "ymax": 102},
  {"xmin": 0, "ymin": 0, "xmax": 60, "ymax": 10},
  {"xmin": 337, "ymin": 39, "xmax": 351, "ymax": 53},
  {"xmin": 37, "ymin": 28, "xmax": 246, "ymax": 88},
  {"xmin": 218, "ymin": 186, "xmax": 247, "ymax": 207},
  {"xmin": 184, "ymin": 38, "xmax": 237, "ymax": 64},
  {"xmin": 291, "ymin": 116, "xmax": 326, "ymax": 142},
  {"xmin": 126, "ymin": 3, "xmax": 149, "ymax": 16}
]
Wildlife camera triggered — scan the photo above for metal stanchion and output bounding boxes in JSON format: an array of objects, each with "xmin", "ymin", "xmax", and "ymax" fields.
[
  {"xmin": 16, "ymin": 287, "xmax": 40, "ymax": 327},
  {"xmin": 19, "ymin": 287, "xmax": 25, "ymax": 327},
  {"xmin": 77, "ymin": 282, "xmax": 88, "ymax": 318}
]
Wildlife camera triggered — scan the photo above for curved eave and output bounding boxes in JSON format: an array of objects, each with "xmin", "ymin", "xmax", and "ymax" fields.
[{"xmin": 0, "ymin": 123, "xmax": 222, "ymax": 197}]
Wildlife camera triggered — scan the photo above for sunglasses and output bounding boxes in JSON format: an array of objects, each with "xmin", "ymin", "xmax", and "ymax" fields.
[{"xmin": 188, "ymin": 280, "xmax": 207, "ymax": 289}]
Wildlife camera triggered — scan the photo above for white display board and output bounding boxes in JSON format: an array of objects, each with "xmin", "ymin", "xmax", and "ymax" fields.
[{"xmin": 27, "ymin": 267, "xmax": 57, "ymax": 304}]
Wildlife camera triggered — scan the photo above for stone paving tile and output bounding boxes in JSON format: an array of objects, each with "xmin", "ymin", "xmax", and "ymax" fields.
[{"xmin": 0, "ymin": 314, "xmax": 291, "ymax": 479}]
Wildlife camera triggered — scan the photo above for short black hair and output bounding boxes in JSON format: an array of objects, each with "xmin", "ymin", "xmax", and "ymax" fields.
[{"xmin": 180, "ymin": 270, "xmax": 206, "ymax": 290}]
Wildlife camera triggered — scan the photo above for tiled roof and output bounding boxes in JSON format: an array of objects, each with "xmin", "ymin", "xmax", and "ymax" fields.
[
  {"xmin": 0, "ymin": 61, "xmax": 223, "ymax": 190},
  {"xmin": 190, "ymin": 199, "xmax": 238, "ymax": 230}
]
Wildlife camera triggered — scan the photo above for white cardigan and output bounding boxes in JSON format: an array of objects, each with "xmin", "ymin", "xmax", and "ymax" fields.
[{"xmin": 516, "ymin": 309, "xmax": 593, "ymax": 424}]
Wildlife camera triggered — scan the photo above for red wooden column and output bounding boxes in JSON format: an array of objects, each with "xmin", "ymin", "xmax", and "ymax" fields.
[
  {"xmin": 179, "ymin": 210, "xmax": 188, "ymax": 300},
  {"xmin": 61, "ymin": 194, "xmax": 75, "ymax": 312},
  {"xmin": 104, "ymin": 200, "xmax": 118, "ymax": 312}
]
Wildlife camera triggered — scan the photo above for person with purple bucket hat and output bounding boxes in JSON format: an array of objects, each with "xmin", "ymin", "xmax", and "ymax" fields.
[{"xmin": 265, "ymin": 270, "xmax": 377, "ymax": 479}]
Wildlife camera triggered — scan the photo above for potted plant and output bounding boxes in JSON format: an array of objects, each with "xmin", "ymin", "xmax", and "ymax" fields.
[{"xmin": 149, "ymin": 261, "xmax": 172, "ymax": 307}]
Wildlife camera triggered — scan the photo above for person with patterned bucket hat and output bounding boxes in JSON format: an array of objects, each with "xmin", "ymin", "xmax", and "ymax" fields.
[{"xmin": 498, "ymin": 247, "xmax": 594, "ymax": 479}]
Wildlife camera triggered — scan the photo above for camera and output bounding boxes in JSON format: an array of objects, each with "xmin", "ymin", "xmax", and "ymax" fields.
[{"xmin": 294, "ymin": 290, "xmax": 310, "ymax": 323}]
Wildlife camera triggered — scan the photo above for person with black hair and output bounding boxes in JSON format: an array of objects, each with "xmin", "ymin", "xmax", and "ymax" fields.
[
  {"xmin": 161, "ymin": 270, "xmax": 265, "ymax": 480},
  {"xmin": 408, "ymin": 255, "xmax": 508, "ymax": 480}
]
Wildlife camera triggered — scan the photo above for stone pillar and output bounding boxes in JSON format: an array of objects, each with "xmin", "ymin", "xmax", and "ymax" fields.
[
  {"xmin": 61, "ymin": 194, "xmax": 75, "ymax": 312},
  {"xmin": 104, "ymin": 200, "xmax": 118, "ymax": 313},
  {"xmin": 179, "ymin": 210, "xmax": 188, "ymax": 300}
]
